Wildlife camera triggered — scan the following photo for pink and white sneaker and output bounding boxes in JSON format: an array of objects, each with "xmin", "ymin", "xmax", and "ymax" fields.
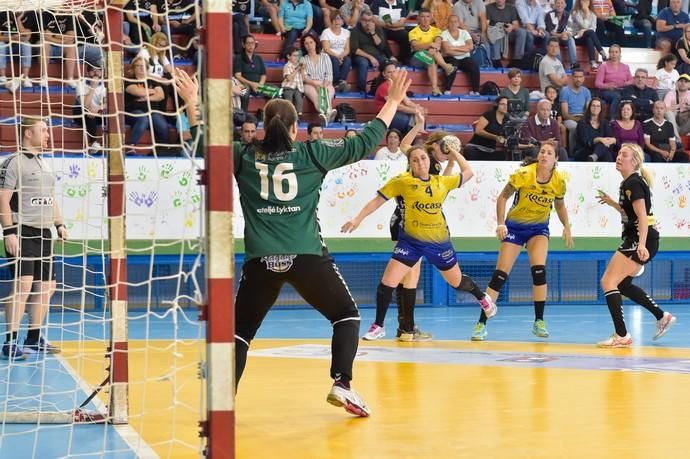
[
  {"xmin": 653, "ymin": 312, "xmax": 676, "ymax": 341},
  {"xmin": 362, "ymin": 323, "xmax": 385, "ymax": 341},
  {"xmin": 479, "ymin": 295, "xmax": 497, "ymax": 319},
  {"xmin": 327, "ymin": 382, "xmax": 371, "ymax": 417},
  {"xmin": 597, "ymin": 333, "xmax": 633, "ymax": 348}
]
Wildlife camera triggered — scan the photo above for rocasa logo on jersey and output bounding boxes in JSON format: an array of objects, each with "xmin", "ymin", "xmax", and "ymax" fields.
[
  {"xmin": 30, "ymin": 197, "xmax": 53, "ymax": 206},
  {"xmin": 412, "ymin": 201, "xmax": 442, "ymax": 214},
  {"xmin": 524, "ymin": 193, "xmax": 552, "ymax": 206}
]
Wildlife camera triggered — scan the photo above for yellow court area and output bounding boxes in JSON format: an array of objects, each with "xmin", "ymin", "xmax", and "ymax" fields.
[{"xmin": 65, "ymin": 339, "xmax": 690, "ymax": 459}]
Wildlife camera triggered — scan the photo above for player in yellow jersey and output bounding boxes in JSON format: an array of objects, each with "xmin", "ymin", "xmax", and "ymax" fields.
[
  {"xmin": 471, "ymin": 141, "xmax": 574, "ymax": 341},
  {"xmin": 342, "ymin": 144, "xmax": 497, "ymax": 341}
]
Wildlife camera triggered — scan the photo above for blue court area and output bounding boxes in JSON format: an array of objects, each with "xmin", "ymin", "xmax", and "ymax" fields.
[{"xmin": 1, "ymin": 301, "xmax": 688, "ymax": 458}]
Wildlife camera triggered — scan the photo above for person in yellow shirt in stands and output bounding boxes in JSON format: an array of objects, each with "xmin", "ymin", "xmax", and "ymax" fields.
[
  {"xmin": 408, "ymin": 8, "xmax": 456, "ymax": 96},
  {"xmin": 342, "ymin": 141, "xmax": 497, "ymax": 342},
  {"xmin": 470, "ymin": 141, "xmax": 574, "ymax": 341}
]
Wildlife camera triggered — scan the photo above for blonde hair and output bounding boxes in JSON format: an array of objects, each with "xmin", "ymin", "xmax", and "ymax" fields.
[
  {"xmin": 621, "ymin": 143, "xmax": 653, "ymax": 187},
  {"xmin": 147, "ymin": 32, "xmax": 169, "ymax": 58},
  {"xmin": 130, "ymin": 56, "xmax": 148, "ymax": 77}
]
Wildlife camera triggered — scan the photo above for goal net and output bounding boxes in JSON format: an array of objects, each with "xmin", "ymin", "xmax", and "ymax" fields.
[{"xmin": 0, "ymin": 0, "xmax": 215, "ymax": 457}]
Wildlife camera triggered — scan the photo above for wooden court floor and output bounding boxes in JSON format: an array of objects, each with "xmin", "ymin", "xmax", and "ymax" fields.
[{"xmin": 65, "ymin": 337, "xmax": 690, "ymax": 458}]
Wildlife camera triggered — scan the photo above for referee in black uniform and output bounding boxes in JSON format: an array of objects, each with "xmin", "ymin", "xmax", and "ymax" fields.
[{"xmin": 0, "ymin": 117, "xmax": 66, "ymax": 361}]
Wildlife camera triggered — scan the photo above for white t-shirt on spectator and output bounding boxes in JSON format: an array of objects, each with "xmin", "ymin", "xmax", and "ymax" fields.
[
  {"xmin": 441, "ymin": 28, "xmax": 472, "ymax": 60},
  {"xmin": 539, "ymin": 55, "xmax": 566, "ymax": 92},
  {"xmin": 320, "ymin": 27, "xmax": 351, "ymax": 57},
  {"xmin": 656, "ymin": 68, "xmax": 679, "ymax": 91},
  {"xmin": 77, "ymin": 80, "xmax": 107, "ymax": 113},
  {"xmin": 374, "ymin": 146, "xmax": 406, "ymax": 161}
]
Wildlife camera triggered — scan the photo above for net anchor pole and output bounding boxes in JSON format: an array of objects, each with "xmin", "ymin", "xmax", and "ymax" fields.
[
  {"xmin": 104, "ymin": 0, "xmax": 129, "ymax": 425},
  {"xmin": 203, "ymin": 0, "xmax": 235, "ymax": 457}
]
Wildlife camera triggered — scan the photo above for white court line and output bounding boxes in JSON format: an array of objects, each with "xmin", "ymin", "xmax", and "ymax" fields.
[{"xmin": 54, "ymin": 353, "xmax": 159, "ymax": 459}]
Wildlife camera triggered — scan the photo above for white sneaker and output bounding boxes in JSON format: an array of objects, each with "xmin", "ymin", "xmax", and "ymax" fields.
[
  {"xmin": 327, "ymin": 108, "xmax": 338, "ymax": 123},
  {"xmin": 66, "ymin": 79, "xmax": 78, "ymax": 89},
  {"xmin": 89, "ymin": 141, "xmax": 102, "ymax": 154},
  {"xmin": 4, "ymin": 78, "xmax": 20, "ymax": 93},
  {"xmin": 653, "ymin": 312, "xmax": 676, "ymax": 341},
  {"xmin": 40, "ymin": 77, "xmax": 49, "ymax": 88},
  {"xmin": 362, "ymin": 323, "xmax": 385, "ymax": 341},
  {"xmin": 479, "ymin": 294, "xmax": 497, "ymax": 319},
  {"xmin": 318, "ymin": 112, "xmax": 328, "ymax": 128},
  {"xmin": 326, "ymin": 383, "xmax": 370, "ymax": 417},
  {"xmin": 597, "ymin": 333, "xmax": 632, "ymax": 348},
  {"xmin": 0, "ymin": 76, "xmax": 6, "ymax": 84},
  {"xmin": 22, "ymin": 77, "xmax": 33, "ymax": 88}
]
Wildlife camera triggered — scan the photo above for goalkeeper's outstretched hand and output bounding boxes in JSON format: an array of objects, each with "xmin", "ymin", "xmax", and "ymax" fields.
[{"xmin": 175, "ymin": 69, "xmax": 200, "ymax": 128}]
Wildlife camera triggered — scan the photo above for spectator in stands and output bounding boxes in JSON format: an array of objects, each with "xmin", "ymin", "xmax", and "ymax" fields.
[
  {"xmin": 520, "ymin": 99, "xmax": 568, "ymax": 159},
  {"xmin": 73, "ymin": 64, "xmax": 106, "ymax": 153},
  {"xmin": 441, "ymin": 15, "xmax": 481, "ymax": 95},
  {"xmin": 409, "ymin": 9, "xmax": 456, "ymax": 97},
  {"xmin": 594, "ymin": 44, "xmax": 632, "ymax": 119},
  {"xmin": 317, "ymin": 0, "xmax": 343, "ymax": 29},
  {"xmin": 301, "ymin": 33, "xmax": 337, "ymax": 125},
  {"xmin": 320, "ymin": 12, "xmax": 351, "ymax": 92},
  {"xmin": 307, "ymin": 122, "xmax": 324, "ymax": 141},
  {"xmin": 574, "ymin": 97, "xmax": 617, "ymax": 161},
  {"xmin": 644, "ymin": 100, "xmax": 689, "ymax": 162},
  {"xmin": 663, "ymin": 73, "xmax": 690, "ymax": 137},
  {"xmin": 40, "ymin": 11, "xmax": 77, "ymax": 89},
  {"xmin": 463, "ymin": 95, "xmax": 509, "ymax": 161},
  {"xmin": 486, "ymin": 0, "xmax": 528, "ymax": 68},
  {"xmin": 539, "ymin": 37, "xmax": 568, "ymax": 93},
  {"xmin": 239, "ymin": 119, "xmax": 259, "ymax": 146},
  {"xmin": 124, "ymin": 56, "xmax": 170, "ymax": 154},
  {"xmin": 308, "ymin": 0, "xmax": 326, "ymax": 33},
  {"xmin": 560, "ymin": 68, "xmax": 591, "ymax": 154},
  {"xmin": 351, "ymin": 11, "xmax": 393, "ymax": 93},
  {"xmin": 278, "ymin": 0, "xmax": 314, "ymax": 58},
  {"xmin": 340, "ymin": 0, "xmax": 371, "ymax": 28},
  {"xmin": 422, "ymin": 0, "xmax": 454, "ymax": 30},
  {"xmin": 371, "ymin": 0, "xmax": 411, "ymax": 64},
  {"xmin": 611, "ymin": 101, "xmax": 645, "ymax": 151},
  {"xmin": 232, "ymin": 76, "xmax": 249, "ymax": 124},
  {"xmin": 373, "ymin": 61, "xmax": 426, "ymax": 134},
  {"xmin": 124, "ymin": 0, "xmax": 161, "ymax": 46},
  {"xmin": 592, "ymin": 0, "xmax": 624, "ymax": 44},
  {"xmin": 138, "ymin": 32, "xmax": 173, "ymax": 78},
  {"xmin": 500, "ymin": 68, "xmax": 530, "ymax": 116},
  {"xmin": 375, "ymin": 128, "xmax": 406, "ymax": 160},
  {"xmin": 516, "ymin": 0, "xmax": 548, "ymax": 55},
  {"xmin": 656, "ymin": 54, "xmax": 679, "ymax": 100},
  {"xmin": 233, "ymin": 35, "xmax": 267, "ymax": 112},
  {"xmin": 452, "ymin": 0, "xmax": 489, "ymax": 58},
  {"xmin": 544, "ymin": 84, "xmax": 567, "ymax": 147},
  {"xmin": 233, "ymin": 8, "xmax": 249, "ymax": 55},
  {"xmin": 282, "ymin": 46, "xmax": 306, "ymax": 117},
  {"xmin": 74, "ymin": 10, "xmax": 103, "ymax": 69},
  {"xmin": 545, "ymin": 0, "xmax": 578, "ymax": 69},
  {"xmin": 621, "ymin": 69, "xmax": 658, "ymax": 121},
  {"xmin": 257, "ymin": 0, "xmax": 281, "ymax": 34},
  {"xmin": 656, "ymin": 0, "xmax": 689, "ymax": 55},
  {"xmin": 0, "ymin": 12, "xmax": 33, "ymax": 92},
  {"xmin": 569, "ymin": 0, "xmax": 607, "ymax": 69},
  {"xmin": 629, "ymin": 0, "xmax": 654, "ymax": 49},
  {"xmin": 165, "ymin": 0, "xmax": 198, "ymax": 39},
  {"xmin": 675, "ymin": 24, "xmax": 690, "ymax": 74}
]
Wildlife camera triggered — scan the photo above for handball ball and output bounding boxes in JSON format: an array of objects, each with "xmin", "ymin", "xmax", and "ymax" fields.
[{"xmin": 440, "ymin": 135, "xmax": 461, "ymax": 154}]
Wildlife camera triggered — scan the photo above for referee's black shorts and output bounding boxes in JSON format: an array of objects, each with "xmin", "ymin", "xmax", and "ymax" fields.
[{"xmin": 4, "ymin": 225, "xmax": 54, "ymax": 281}]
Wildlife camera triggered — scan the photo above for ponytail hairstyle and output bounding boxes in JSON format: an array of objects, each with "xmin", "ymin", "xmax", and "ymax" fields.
[
  {"xmin": 657, "ymin": 53, "xmax": 677, "ymax": 70},
  {"xmin": 621, "ymin": 143, "xmax": 653, "ymax": 187},
  {"xmin": 260, "ymin": 99, "xmax": 298, "ymax": 154},
  {"xmin": 424, "ymin": 130, "xmax": 450, "ymax": 175},
  {"xmin": 404, "ymin": 146, "xmax": 430, "ymax": 177}
]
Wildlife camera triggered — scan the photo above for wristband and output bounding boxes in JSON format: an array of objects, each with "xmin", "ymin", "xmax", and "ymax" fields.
[
  {"xmin": 496, "ymin": 224, "xmax": 507, "ymax": 230},
  {"xmin": 3, "ymin": 226, "xmax": 17, "ymax": 236}
]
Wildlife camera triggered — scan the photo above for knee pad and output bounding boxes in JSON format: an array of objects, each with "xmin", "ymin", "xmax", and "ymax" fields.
[
  {"xmin": 488, "ymin": 270, "xmax": 508, "ymax": 292},
  {"xmin": 531, "ymin": 265, "xmax": 547, "ymax": 286}
]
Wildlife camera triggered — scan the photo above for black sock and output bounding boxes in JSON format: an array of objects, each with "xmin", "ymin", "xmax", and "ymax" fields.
[
  {"xmin": 456, "ymin": 274, "xmax": 484, "ymax": 301},
  {"xmin": 534, "ymin": 301, "xmax": 546, "ymax": 321},
  {"xmin": 331, "ymin": 319, "xmax": 358, "ymax": 386},
  {"xmin": 375, "ymin": 283, "xmax": 395, "ymax": 327},
  {"xmin": 477, "ymin": 309, "xmax": 487, "ymax": 325},
  {"xmin": 26, "ymin": 328, "xmax": 40, "ymax": 344},
  {"xmin": 618, "ymin": 277, "xmax": 664, "ymax": 320},
  {"xmin": 4, "ymin": 331, "xmax": 18, "ymax": 343},
  {"xmin": 399, "ymin": 288, "xmax": 417, "ymax": 332},
  {"xmin": 395, "ymin": 284, "xmax": 405, "ymax": 330},
  {"xmin": 605, "ymin": 289, "xmax": 628, "ymax": 337}
]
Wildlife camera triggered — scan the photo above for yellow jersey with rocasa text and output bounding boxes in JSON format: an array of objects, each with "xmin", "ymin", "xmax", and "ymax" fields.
[
  {"xmin": 506, "ymin": 163, "xmax": 566, "ymax": 225},
  {"xmin": 378, "ymin": 172, "xmax": 462, "ymax": 243}
]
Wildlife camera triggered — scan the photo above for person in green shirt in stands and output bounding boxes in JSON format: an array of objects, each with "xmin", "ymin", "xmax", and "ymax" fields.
[{"xmin": 175, "ymin": 68, "xmax": 412, "ymax": 417}]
